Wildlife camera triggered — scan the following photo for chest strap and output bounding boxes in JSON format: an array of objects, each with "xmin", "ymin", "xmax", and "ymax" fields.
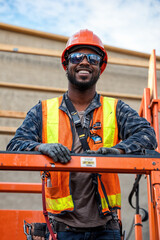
[{"xmin": 64, "ymin": 96, "xmax": 90, "ymax": 151}]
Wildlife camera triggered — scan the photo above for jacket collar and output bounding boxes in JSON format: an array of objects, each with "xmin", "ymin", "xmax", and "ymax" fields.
[{"xmin": 59, "ymin": 92, "xmax": 101, "ymax": 115}]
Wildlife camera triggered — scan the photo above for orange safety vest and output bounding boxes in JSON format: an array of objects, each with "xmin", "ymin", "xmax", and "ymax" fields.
[{"xmin": 42, "ymin": 95, "xmax": 121, "ymax": 216}]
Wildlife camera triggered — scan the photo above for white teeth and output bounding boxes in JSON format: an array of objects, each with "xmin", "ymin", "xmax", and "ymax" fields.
[{"xmin": 78, "ymin": 70, "xmax": 89, "ymax": 74}]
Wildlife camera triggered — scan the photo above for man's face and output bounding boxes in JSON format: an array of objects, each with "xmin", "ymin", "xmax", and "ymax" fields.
[{"xmin": 66, "ymin": 48, "xmax": 101, "ymax": 91}]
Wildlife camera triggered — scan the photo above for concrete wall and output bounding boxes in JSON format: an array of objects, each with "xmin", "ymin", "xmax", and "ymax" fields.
[{"xmin": 0, "ymin": 24, "xmax": 160, "ymax": 239}]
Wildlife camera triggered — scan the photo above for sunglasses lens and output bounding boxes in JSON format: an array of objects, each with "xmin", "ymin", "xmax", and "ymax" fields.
[
  {"xmin": 69, "ymin": 53, "xmax": 101, "ymax": 65},
  {"xmin": 69, "ymin": 53, "xmax": 83, "ymax": 64},
  {"xmin": 88, "ymin": 54, "xmax": 101, "ymax": 65}
]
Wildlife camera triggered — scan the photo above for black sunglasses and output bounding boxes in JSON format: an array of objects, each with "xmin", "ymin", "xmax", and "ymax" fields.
[{"xmin": 68, "ymin": 53, "xmax": 102, "ymax": 65}]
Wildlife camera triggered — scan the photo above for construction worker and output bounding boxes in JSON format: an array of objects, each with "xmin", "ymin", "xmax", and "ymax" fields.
[{"xmin": 7, "ymin": 29, "xmax": 157, "ymax": 240}]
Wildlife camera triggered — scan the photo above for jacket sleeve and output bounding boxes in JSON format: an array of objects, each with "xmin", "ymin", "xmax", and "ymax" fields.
[
  {"xmin": 6, "ymin": 102, "xmax": 42, "ymax": 151},
  {"xmin": 113, "ymin": 100, "xmax": 157, "ymax": 154}
]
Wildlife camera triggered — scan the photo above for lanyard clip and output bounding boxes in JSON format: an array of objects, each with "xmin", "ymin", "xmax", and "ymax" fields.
[
  {"xmin": 41, "ymin": 171, "xmax": 50, "ymax": 180},
  {"xmin": 71, "ymin": 111, "xmax": 81, "ymax": 126}
]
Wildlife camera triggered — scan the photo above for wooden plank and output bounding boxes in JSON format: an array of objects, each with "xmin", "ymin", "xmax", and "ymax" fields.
[
  {"xmin": 0, "ymin": 22, "xmax": 68, "ymax": 42},
  {"xmin": 109, "ymin": 56, "xmax": 160, "ymax": 70},
  {"xmin": 1, "ymin": 23, "xmax": 160, "ymax": 60},
  {"xmin": 0, "ymin": 110, "xmax": 26, "ymax": 119},
  {"xmin": 0, "ymin": 43, "xmax": 160, "ymax": 70},
  {"xmin": 0, "ymin": 82, "xmax": 142, "ymax": 100},
  {"xmin": 0, "ymin": 43, "xmax": 62, "ymax": 57},
  {"xmin": 99, "ymin": 90, "xmax": 142, "ymax": 100},
  {"xmin": 0, "ymin": 126, "xmax": 17, "ymax": 135},
  {"xmin": 0, "ymin": 81, "xmax": 67, "ymax": 93}
]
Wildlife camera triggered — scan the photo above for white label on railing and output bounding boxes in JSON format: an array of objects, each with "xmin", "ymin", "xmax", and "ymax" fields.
[{"xmin": 81, "ymin": 157, "xmax": 96, "ymax": 167}]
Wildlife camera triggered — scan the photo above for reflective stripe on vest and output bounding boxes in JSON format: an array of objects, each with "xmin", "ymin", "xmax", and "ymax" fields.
[
  {"xmin": 103, "ymin": 97, "xmax": 118, "ymax": 147},
  {"xmin": 42, "ymin": 97, "xmax": 59, "ymax": 143},
  {"xmin": 46, "ymin": 195, "xmax": 73, "ymax": 212},
  {"xmin": 101, "ymin": 193, "xmax": 121, "ymax": 212},
  {"xmin": 42, "ymin": 96, "xmax": 121, "ymax": 215}
]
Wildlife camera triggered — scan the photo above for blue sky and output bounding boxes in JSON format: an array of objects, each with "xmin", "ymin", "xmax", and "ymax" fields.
[{"xmin": 0, "ymin": 0, "xmax": 160, "ymax": 55}]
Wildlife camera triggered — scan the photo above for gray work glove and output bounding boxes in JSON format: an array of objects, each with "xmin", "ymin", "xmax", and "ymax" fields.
[
  {"xmin": 38, "ymin": 143, "xmax": 71, "ymax": 163},
  {"xmin": 87, "ymin": 147, "xmax": 120, "ymax": 155}
]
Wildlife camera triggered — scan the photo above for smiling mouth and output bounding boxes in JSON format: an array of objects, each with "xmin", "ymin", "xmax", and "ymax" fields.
[
  {"xmin": 78, "ymin": 70, "xmax": 90, "ymax": 74},
  {"xmin": 76, "ymin": 68, "xmax": 92, "ymax": 74}
]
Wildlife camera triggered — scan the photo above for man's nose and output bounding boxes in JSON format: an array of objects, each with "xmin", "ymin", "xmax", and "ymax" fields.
[{"xmin": 80, "ymin": 55, "xmax": 90, "ymax": 65}]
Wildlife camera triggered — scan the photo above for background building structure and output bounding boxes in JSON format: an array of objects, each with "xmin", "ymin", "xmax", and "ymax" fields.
[{"xmin": 0, "ymin": 23, "xmax": 160, "ymax": 239}]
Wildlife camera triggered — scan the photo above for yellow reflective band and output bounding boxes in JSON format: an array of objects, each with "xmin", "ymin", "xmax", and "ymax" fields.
[
  {"xmin": 103, "ymin": 97, "xmax": 116, "ymax": 148},
  {"xmin": 46, "ymin": 98, "xmax": 59, "ymax": 143},
  {"xmin": 101, "ymin": 193, "xmax": 121, "ymax": 210},
  {"xmin": 46, "ymin": 195, "xmax": 74, "ymax": 211},
  {"xmin": 79, "ymin": 134, "xmax": 85, "ymax": 138}
]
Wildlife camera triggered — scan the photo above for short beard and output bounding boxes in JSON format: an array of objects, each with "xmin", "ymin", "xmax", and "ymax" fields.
[{"xmin": 66, "ymin": 70, "xmax": 100, "ymax": 91}]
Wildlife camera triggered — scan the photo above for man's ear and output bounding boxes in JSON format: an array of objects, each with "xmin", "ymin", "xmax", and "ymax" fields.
[{"xmin": 65, "ymin": 68, "xmax": 68, "ymax": 78}]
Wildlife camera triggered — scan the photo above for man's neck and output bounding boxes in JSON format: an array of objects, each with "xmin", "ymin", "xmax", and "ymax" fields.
[{"xmin": 68, "ymin": 87, "xmax": 96, "ymax": 111}]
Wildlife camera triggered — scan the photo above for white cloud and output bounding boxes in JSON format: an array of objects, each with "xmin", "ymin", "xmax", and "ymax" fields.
[
  {"xmin": 82, "ymin": 0, "xmax": 160, "ymax": 54},
  {"xmin": 0, "ymin": 0, "xmax": 160, "ymax": 54}
]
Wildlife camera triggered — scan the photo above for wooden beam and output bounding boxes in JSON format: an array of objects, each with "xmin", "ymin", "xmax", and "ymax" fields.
[
  {"xmin": 0, "ymin": 22, "xmax": 68, "ymax": 43},
  {"xmin": 0, "ymin": 82, "xmax": 142, "ymax": 100},
  {"xmin": 0, "ymin": 126, "xmax": 17, "ymax": 135},
  {"xmin": 0, "ymin": 43, "xmax": 160, "ymax": 70},
  {"xmin": 99, "ymin": 90, "xmax": 142, "ymax": 100},
  {"xmin": 0, "ymin": 81, "xmax": 67, "ymax": 93},
  {"xmin": 109, "ymin": 57, "xmax": 160, "ymax": 70},
  {"xmin": 1, "ymin": 23, "xmax": 160, "ymax": 60},
  {"xmin": 0, "ymin": 110, "xmax": 26, "ymax": 119},
  {"xmin": 105, "ymin": 45, "xmax": 160, "ymax": 61},
  {"xmin": 0, "ymin": 43, "xmax": 62, "ymax": 57}
]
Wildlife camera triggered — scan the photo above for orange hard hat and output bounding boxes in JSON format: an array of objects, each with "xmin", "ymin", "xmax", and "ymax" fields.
[{"xmin": 61, "ymin": 29, "xmax": 107, "ymax": 74}]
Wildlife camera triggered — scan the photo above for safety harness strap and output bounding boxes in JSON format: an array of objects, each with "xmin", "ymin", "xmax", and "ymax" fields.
[
  {"xmin": 64, "ymin": 95, "xmax": 90, "ymax": 151},
  {"xmin": 41, "ymin": 172, "xmax": 56, "ymax": 240}
]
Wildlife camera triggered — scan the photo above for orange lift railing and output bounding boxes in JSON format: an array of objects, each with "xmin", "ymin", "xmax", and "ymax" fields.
[
  {"xmin": 0, "ymin": 152, "xmax": 160, "ymax": 240},
  {"xmin": 138, "ymin": 49, "xmax": 160, "ymax": 240},
  {"xmin": 0, "ymin": 49, "xmax": 159, "ymax": 240}
]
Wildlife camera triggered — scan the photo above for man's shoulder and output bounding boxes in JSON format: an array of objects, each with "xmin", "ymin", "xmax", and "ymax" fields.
[{"xmin": 101, "ymin": 96, "xmax": 119, "ymax": 106}]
